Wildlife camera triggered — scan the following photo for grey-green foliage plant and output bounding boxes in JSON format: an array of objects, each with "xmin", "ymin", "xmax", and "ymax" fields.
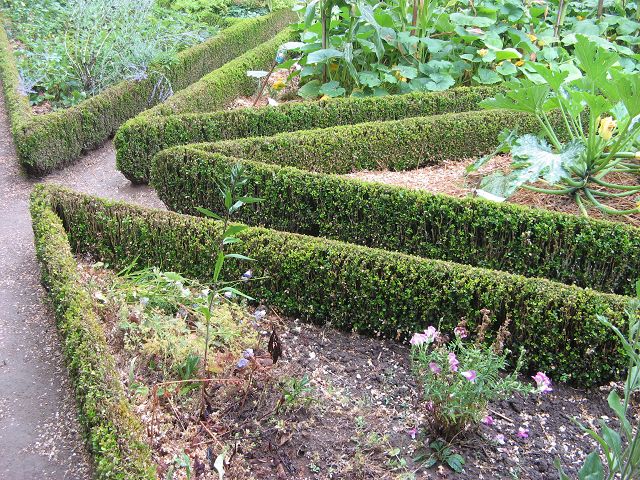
[
  {"xmin": 556, "ymin": 282, "xmax": 640, "ymax": 480},
  {"xmin": 193, "ymin": 163, "xmax": 262, "ymax": 407},
  {"xmin": 469, "ymin": 35, "xmax": 640, "ymax": 216}
]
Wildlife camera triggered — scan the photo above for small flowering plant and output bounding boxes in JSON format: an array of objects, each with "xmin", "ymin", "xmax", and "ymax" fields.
[
  {"xmin": 410, "ymin": 315, "xmax": 545, "ymax": 437},
  {"xmin": 469, "ymin": 35, "xmax": 640, "ymax": 217}
]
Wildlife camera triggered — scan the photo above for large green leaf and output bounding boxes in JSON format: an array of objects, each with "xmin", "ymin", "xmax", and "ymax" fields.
[
  {"xmin": 307, "ymin": 48, "xmax": 344, "ymax": 64},
  {"xmin": 573, "ymin": 35, "xmax": 619, "ymax": 88},
  {"xmin": 480, "ymin": 82, "xmax": 549, "ymax": 114},
  {"xmin": 577, "ymin": 452, "xmax": 604, "ymax": 480}
]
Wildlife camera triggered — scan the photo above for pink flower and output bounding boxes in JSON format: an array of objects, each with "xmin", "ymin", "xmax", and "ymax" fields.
[
  {"xmin": 532, "ymin": 372, "xmax": 553, "ymax": 394},
  {"xmin": 424, "ymin": 326, "xmax": 438, "ymax": 342},
  {"xmin": 482, "ymin": 415, "xmax": 494, "ymax": 426},
  {"xmin": 468, "ymin": 27, "xmax": 485, "ymax": 35},
  {"xmin": 429, "ymin": 362, "xmax": 442, "ymax": 374},
  {"xmin": 448, "ymin": 352, "xmax": 459, "ymax": 372},
  {"xmin": 454, "ymin": 326, "xmax": 468, "ymax": 339},
  {"xmin": 495, "ymin": 433, "xmax": 505, "ymax": 445},
  {"xmin": 410, "ymin": 333, "xmax": 428, "ymax": 346},
  {"xmin": 408, "ymin": 426, "xmax": 418, "ymax": 439},
  {"xmin": 461, "ymin": 370, "xmax": 477, "ymax": 383},
  {"xmin": 517, "ymin": 427, "xmax": 529, "ymax": 439}
]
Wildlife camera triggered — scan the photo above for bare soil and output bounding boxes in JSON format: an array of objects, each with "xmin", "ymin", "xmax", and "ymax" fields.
[{"xmin": 79, "ymin": 261, "xmax": 618, "ymax": 480}]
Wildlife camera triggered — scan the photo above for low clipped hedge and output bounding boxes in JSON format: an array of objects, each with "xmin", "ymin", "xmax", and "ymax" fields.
[
  {"xmin": 152, "ymin": 147, "xmax": 640, "ymax": 296},
  {"xmin": 40, "ymin": 184, "xmax": 630, "ymax": 386},
  {"xmin": 137, "ymin": 27, "xmax": 298, "ymax": 120},
  {"xmin": 0, "ymin": 11, "xmax": 294, "ymax": 174},
  {"xmin": 115, "ymin": 85, "xmax": 500, "ymax": 183},
  {"xmin": 30, "ymin": 186, "xmax": 155, "ymax": 479},
  {"xmin": 121, "ymin": 107, "xmax": 542, "ymax": 183}
]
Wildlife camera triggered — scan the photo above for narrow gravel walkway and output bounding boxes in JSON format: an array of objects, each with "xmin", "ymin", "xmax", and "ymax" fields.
[{"xmin": 0, "ymin": 87, "xmax": 163, "ymax": 478}]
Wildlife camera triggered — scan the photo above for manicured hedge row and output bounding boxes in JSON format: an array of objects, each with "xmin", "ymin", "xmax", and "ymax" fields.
[
  {"xmin": 139, "ymin": 27, "xmax": 298, "ymax": 119},
  {"xmin": 0, "ymin": 11, "xmax": 294, "ymax": 175},
  {"xmin": 42, "ymin": 184, "xmax": 629, "ymax": 386},
  {"xmin": 0, "ymin": 26, "xmax": 31, "ymax": 137},
  {"xmin": 120, "ymin": 107, "xmax": 542, "ymax": 183},
  {"xmin": 30, "ymin": 186, "xmax": 155, "ymax": 479},
  {"xmin": 114, "ymin": 86, "xmax": 500, "ymax": 183},
  {"xmin": 152, "ymin": 147, "xmax": 640, "ymax": 296}
]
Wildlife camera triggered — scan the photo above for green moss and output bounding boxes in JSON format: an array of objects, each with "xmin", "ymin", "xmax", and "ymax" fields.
[
  {"xmin": 29, "ymin": 185, "xmax": 156, "ymax": 479},
  {"xmin": 40, "ymin": 184, "xmax": 630, "ymax": 387}
]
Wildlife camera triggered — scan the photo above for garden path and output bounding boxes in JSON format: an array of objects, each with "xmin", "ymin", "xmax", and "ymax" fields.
[{"xmin": 0, "ymin": 87, "xmax": 162, "ymax": 478}]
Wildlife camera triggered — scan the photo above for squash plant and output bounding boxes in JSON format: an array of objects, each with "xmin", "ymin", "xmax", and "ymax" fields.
[
  {"xmin": 469, "ymin": 35, "xmax": 640, "ymax": 216},
  {"xmin": 288, "ymin": 0, "xmax": 639, "ymax": 99}
]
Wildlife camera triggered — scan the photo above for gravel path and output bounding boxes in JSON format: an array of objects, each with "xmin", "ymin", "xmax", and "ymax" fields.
[{"xmin": 0, "ymin": 87, "xmax": 162, "ymax": 479}]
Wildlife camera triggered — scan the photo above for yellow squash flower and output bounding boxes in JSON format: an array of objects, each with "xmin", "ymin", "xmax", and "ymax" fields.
[
  {"xmin": 577, "ymin": 15, "xmax": 584, "ymax": 20},
  {"xmin": 272, "ymin": 79, "xmax": 286, "ymax": 91},
  {"xmin": 527, "ymin": 33, "xmax": 537, "ymax": 42},
  {"xmin": 515, "ymin": 60, "xmax": 525, "ymax": 67},
  {"xmin": 478, "ymin": 48, "xmax": 489, "ymax": 57},
  {"xmin": 598, "ymin": 116, "xmax": 617, "ymax": 141}
]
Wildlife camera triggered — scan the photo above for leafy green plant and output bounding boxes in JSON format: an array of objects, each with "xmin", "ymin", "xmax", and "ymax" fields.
[
  {"xmin": 2, "ymin": 0, "xmax": 217, "ymax": 108},
  {"xmin": 192, "ymin": 162, "xmax": 262, "ymax": 408},
  {"xmin": 469, "ymin": 35, "xmax": 640, "ymax": 216},
  {"xmin": 410, "ymin": 313, "xmax": 542, "ymax": 437},
  {"xmin": 277, "ymin": 374, "xmax": 315, "ymax": 412},
  {"xmin": 556, "ymin": 283, "xmax": 640, "ymax": 480},
  {"xmin": 418, "ymin": 439, "xmax": 465, "ymax": 473},
  {"xmin": 289, "ymin": 0, "xmax": 639, "ymax": 99}
]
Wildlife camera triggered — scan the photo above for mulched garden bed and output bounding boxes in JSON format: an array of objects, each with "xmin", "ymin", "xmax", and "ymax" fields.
[
  {"xmin": 346, "ymin": 155, "xmax": 640, "ymax": 227},
  {"xmin": 78, "ymin": 260, "xmax": 616, "ymax": 479}
]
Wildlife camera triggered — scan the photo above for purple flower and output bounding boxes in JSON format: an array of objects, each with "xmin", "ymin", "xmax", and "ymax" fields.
[
  {"xmin": 516, "ymin": 427, "xmax": 529, "ymax": 439},
  {"xmin": 241, "ymin": 270, "xmax": 253, "ymax": 282},
  {"xmin": 454, "ymin": 326, "xmax": 468, "ymax": 339},
  {"xmin": 408, "ymin": 426, "xmax": 418, "ymax": 439},
  {"xmin": 495, "ymin": 433, "xmax": 505, "ymax": 445},
  {"xmin": 223, "ymin": 291, "xmax": 234, "ymax": 299},
  {"xmin": 253, "ymin": 308, "xmax": 266, "ymax": 321},
  {"xmin": 461, "ymin": 370, "xmax": 477, "ymax": 383},
  {"xmin": 237, "ymin": 358, "xmax": 249, "ymax": 369},
  {"xmin": 448, "ymin": 352, "xmax": 459, "ymax": 372},
  {"xmin": 410, "ymin": 332, "xmax": 429, "ymax": 346},
  {"xmin": 428, "ymin": 362, "xmax": 442, "ymax": 374},
  {"xmin": 532, "ymin": 372, "xmax": 553, "ymax": 394},
  {"xmin": 243, "ymin": 349, "xmax": 254, "ymax": 359},
  {"xmin": 482, "ymin": 415, "xmax": 494, "ymax": 426}
]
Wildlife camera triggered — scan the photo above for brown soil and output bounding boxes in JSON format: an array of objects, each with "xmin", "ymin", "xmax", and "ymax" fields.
[
  {"xmin": 346, "ymin": 155, "xmax": 640, "ymax": 227},
  {"xmin": 79, "ymin": 261, "xmax": 617, "ymax": 480}
]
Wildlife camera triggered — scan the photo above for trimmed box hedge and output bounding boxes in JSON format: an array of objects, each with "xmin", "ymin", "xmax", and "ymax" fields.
[
  {"xmin": 0, "ymin": 10, "xmax": 294, "ymax": 174},
  {"xmin": 38, "ymin": 184, "xmax": 630, "ymax": 387},
  {"xmin": 120, "ymin": 107, "xmax": 543, "ymax": 183},
  {"xmin": 114, "ymin": 85, "xmax": 501, "ymax": 183},
  {"xmin": 30, "ymin": 187, "xmax": 155, "ymax": 479},
  {"xmin": 139, "ymin": 27, "xmax": 297, "ymax": 119},
  {"xmin": 152, "ymin": 146, "xmax": 640, "ymax": 296}
]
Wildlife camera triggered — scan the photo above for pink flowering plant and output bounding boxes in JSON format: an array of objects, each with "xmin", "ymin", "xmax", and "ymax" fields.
[{"xmin": 410, "ymin": 313, "xmax": 538, "ymax": 437}]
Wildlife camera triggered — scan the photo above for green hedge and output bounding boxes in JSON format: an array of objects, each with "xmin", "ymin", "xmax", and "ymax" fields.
[
  {"xmin": 0, "ymin": 11, "xmax": 294, "ymax": 175},
  {"xmin": 115, "ymin": 86, "xmax": 500, "ymax": 183},
  {"xmin": 30, "ymin": 186, "xmax": 155, "ymax": 479},
  {"xmin": 41, "ymin": 184, "xmax": 630, "ymax": 386},
  {"xmin": 120, "ymin": 107, "xmax": 542, "ymax": 183},
  {"xmin": 152, "ymin": 146, "xmax": 640, "ymax": 296},
  {"xmin": 140, "ymin": 27, "xmax": 298, "ymax": 118}
]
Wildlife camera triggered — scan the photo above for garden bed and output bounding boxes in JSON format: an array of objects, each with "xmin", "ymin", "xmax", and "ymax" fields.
[
  {"xmin": 346, "ymin": 156, "xmax": 640, "ymax": 227},
  {"xmin": 77, "ymin": 259, "xmax": 619, "ymax": 479}
]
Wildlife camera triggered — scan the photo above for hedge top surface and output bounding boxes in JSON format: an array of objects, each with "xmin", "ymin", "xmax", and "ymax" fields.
[
  {"xmin": 38, "ymin": 183, "xmax": 632, "ymax": 386},
  {"xmin": 114, "ymin": 85, "xmax": 502, "ymax": 183}
]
